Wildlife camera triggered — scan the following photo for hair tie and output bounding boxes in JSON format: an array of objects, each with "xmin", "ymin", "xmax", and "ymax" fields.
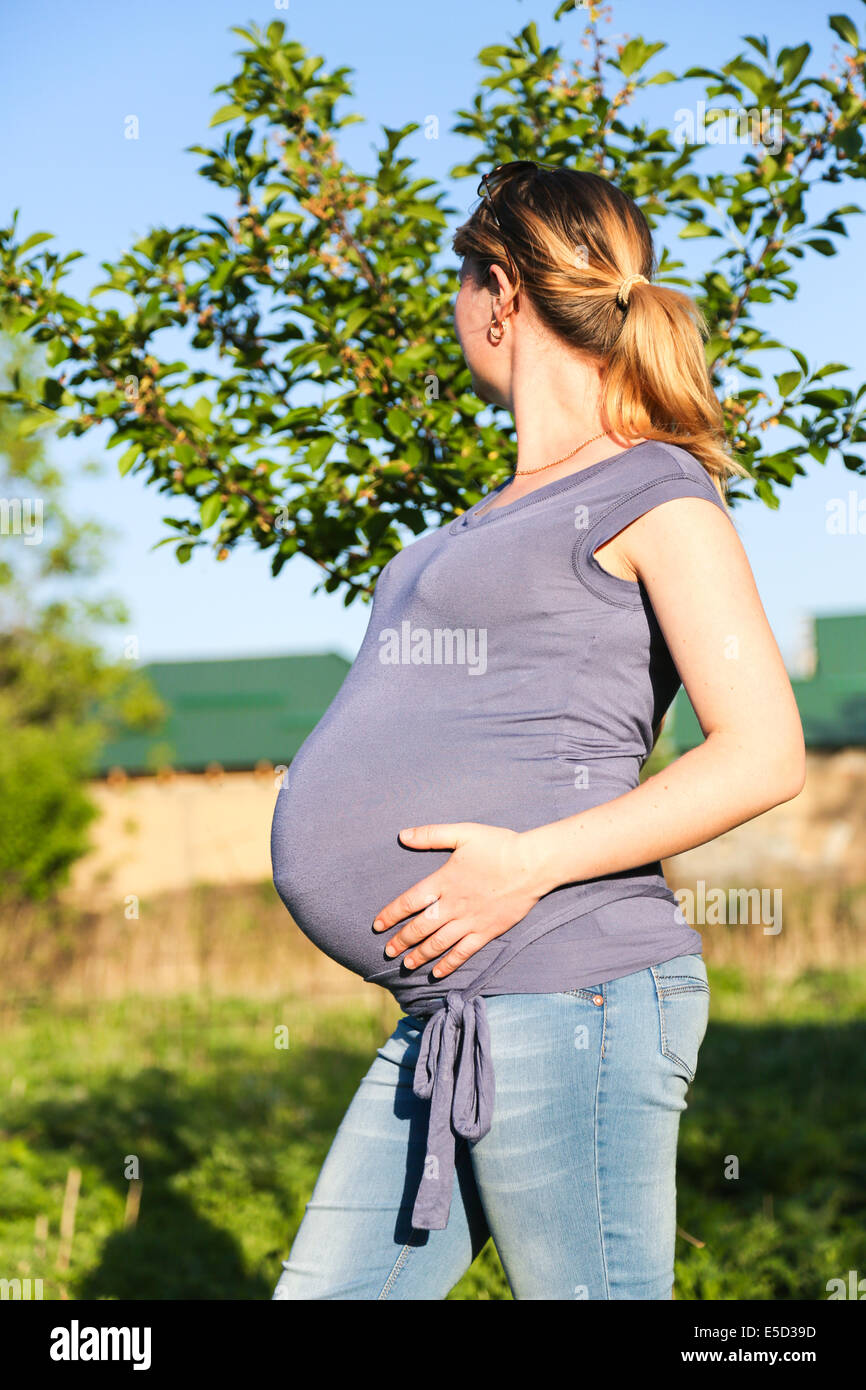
[{"xmin": 616, "ymin": 273, "xmax": 649, "ymax": 309}]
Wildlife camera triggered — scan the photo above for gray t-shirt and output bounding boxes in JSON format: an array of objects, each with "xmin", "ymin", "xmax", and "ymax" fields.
[{"xmin": 271, "ymin": 438, "xmax": 734, "ymax": 1229}]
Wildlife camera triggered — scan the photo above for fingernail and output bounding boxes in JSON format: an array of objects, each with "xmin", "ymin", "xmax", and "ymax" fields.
[
  {"xmin": 402, "ymin": 828, "xmax": 415, "ymax": 840},
  {"xmin": 384, "ymin": 944, "xmax": 396, "ymax": 957},
  {"xmin": 431, "ymin": 967, "xmax": 442, "ymax": 978},
  {"xmin": 404, "ymin": 957, "xmax": 415, "ymax": 969},
  {"xmin": 372, "ymin": 918, "xmax": 383, "ymax": 931}
]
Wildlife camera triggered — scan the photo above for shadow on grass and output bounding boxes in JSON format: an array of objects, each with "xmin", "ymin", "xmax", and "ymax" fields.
[
  {"xmin": 683, "ymin": 1015, "xmax": 866, "ymax": 1199},
  {"xmin": 16, "ymin": 1037, "xmax": 374, "ymax": 1300},
  {"xmin": 672, "ymin": 1010, "xmax": 866, "ymax": 1299}
]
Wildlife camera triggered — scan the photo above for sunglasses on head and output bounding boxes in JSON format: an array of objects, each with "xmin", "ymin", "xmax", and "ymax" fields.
[{"xmin": 476, "ymin": 160, "xmax": 559, "ymax": 280}]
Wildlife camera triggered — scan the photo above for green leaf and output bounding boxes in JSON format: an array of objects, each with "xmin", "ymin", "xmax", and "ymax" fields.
[
  {"xmin": 17, "ymin": 414, "xmax": 47, "ymax": 438},
  {"xmin": 209, "ymin": 104, "xmax": 244, "ymax": 127},
  {"xmin": 386, "ymin": 407, "xmax": 413, "ymax": 440},
  {"xmin": 774, "ymin": 371, "xmax": 802, "ymax": 397},
  {"xmin": 17, "ymin": 231, "xmax": 54, "ymax": 254},
  {"xmin": 754, "ymin": 477, "xmax": 780, "ymax": 508},
  {"xmin": 812, "ymin": 362, "xmax": 850, "ymax": 379},
  {"xmin": 401, "ymin": 202, "xmax": 447, "ymax": 226},
  {"xmin": 4, "ymin": 311, "xmax": 36, "ymax": 335},
  {"xmin": 345, "ymin": 443, "xmax": 369, "ymax": 469},
  {"xmin": 199, "ymin": 493, "xmax": 223, "ymax": 530},
  {"xmin": 619, "ymin": 39, "xmax": 666, "ymax": 77},
  {"xmin": 726, "ymin": 59, "xmax": 771, "ymax": 95},
  {"xmin": 829, "ymin": 14, "xmax": 859, "ymax": 46},
  {"xmin": 802, "ymin": 388, "xmax": 850, "ymax": 408},
  {"xmin": 743, "ymin": 35, "xmax": 770, "ymax": 58},
  {"xmin": 679, "ymin": 223, "xmax": 717, "ymax": 239},
  {"xmin": 117, "ymin": 446, "xmax": 140, "ymax": 476},
  {"xmin": 305, "ymin": 436, "xmax": 334, "ymax": 470},
  {"xmin": 779, "ymin": 43, "xmax": 811, "ymax": 85},
  {"xmin": 803, "ymin": 238, "xmax": 837, "ymax": 256},
  {"xmin": 477, "ymin": 45, "xmax": 512, "ymax": 65},
  {"xmin": 343, "ymin": 308, "xmax": 371, "ymax": 338},
  {"xmin": 45, "ymin": 339, "xmax": 67, "ymax": 368},
  {"xmin": 41, "ymin": 377, "xmax": 64, "ymax": 408},
  {"xmin": 211, "ymin": 260, "xmax": 234, "ymax": 291}
]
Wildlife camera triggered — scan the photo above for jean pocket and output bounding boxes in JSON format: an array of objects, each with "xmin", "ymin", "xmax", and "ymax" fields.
[
  {"xmin": 650, "ymin": 954, "xmax": 710, "ymax": 1085},
  {"xmin": 560, "ymin": 985, "xmax": 605, "ymax": 1003}
]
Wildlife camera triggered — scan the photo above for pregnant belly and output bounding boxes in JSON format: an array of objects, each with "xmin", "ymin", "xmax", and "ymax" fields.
[{"xmin": 270, "ymin": 724, "xmax": 551, "ymax": 982}]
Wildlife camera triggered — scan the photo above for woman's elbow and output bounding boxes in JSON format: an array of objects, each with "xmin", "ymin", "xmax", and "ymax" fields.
[
  {"xmin": 712, "ymin": 727, "xmax": 807, "ymax": 808},
  {"xmin": 746, "ymin": 701, "xmax": 808, "ymax": 806},
  {"xmin": 766, "ymin": 737, "xmax": 807, "ymax": 805}
]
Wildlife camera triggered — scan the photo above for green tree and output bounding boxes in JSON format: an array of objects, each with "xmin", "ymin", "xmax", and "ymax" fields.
[
  {"xmin": 0, "ymin": 323, "xmax": 163, "ymax": 903},
  {"xmin": 0, "ymin": 6, "xmax": 864, "ymax": 606}
]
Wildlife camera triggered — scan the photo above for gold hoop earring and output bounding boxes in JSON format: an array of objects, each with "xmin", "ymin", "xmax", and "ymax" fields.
[{"xmin": 488, "ymin": 315, "xmax": 504, "ymax": 344}]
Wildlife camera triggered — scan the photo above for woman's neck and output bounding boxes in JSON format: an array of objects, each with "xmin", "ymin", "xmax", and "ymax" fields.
[{"xmin": 509, "ymin": 340, "xmax": 615, "ymax": 476}]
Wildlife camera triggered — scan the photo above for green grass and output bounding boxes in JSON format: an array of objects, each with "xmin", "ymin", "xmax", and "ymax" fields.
[{"xmin": 1, "ymin": 969, "xmax": 865, "ymax": 1300}]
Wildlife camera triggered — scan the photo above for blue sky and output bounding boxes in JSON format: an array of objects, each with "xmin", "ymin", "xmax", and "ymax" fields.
[{"xmin": 1, "ymin": 0, "xmax": 863, "ymax": 672}]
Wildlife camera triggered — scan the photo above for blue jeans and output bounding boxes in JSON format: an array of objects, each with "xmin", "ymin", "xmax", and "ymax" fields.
[{"xmin": 271, "ymin": 953, "xmax": 709, "ymax": 1300}]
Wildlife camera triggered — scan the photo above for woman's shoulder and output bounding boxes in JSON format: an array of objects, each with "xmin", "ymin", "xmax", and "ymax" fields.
[{"xmin": 625, "ymin": 439, "xmax": 727, "ymax": 498}]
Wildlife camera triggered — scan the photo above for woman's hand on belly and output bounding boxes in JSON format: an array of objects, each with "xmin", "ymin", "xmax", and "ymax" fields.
[{"xmin": 371, "ymin": 822, "xmax": 543, "ymax": 979}]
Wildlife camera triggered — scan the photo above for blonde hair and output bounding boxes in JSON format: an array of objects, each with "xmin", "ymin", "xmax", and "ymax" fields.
[{"xmin": 453, "ymin": 166, "xmax": 751, "ymax": 503}]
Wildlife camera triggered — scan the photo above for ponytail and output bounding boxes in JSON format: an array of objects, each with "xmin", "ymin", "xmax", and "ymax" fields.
[{"xmin": 603, "ymin": 278, "xmax": 747, "ymax": 501}]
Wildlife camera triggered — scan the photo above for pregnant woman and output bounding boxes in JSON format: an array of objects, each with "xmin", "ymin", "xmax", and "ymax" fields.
[{"xmin": 270, "ymin": 162, "xmax": 806, "ymax": 1299}]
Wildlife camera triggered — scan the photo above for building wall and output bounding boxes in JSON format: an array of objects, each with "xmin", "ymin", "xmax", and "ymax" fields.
[{"xmin": 67, "ymin": 766, "xmax": 284, "ymax": 910}]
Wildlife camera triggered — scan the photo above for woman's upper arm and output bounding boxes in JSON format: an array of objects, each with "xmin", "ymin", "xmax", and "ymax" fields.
[{"xmin": 622, "ymin": 496, "xmax": 806, "ymax": 793}]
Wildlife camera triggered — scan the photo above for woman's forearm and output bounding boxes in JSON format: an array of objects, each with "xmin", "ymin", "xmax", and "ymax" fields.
[{"xmin": 519, "ymin": 732, "xmax": 806, "ymax": 897}]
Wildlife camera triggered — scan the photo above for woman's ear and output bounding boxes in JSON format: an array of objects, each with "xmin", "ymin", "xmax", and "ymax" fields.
[{"xmin": 487, "ymin": 261, "xmax": 519, "ymax": 317}]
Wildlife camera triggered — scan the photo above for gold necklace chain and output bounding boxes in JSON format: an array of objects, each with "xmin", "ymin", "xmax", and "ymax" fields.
[{"xmin": 514, "ymin": 430, "xmax": 609, "ymax": 476}]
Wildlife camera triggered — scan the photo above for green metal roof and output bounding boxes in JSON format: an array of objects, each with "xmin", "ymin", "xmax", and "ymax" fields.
[
  {"xmin": 667, "ymin": 612, "xmax": 866, "ymax": 753},
  {"xmin": 96, "ymin": 652, "xmax": 351, "ymax": 775}
]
